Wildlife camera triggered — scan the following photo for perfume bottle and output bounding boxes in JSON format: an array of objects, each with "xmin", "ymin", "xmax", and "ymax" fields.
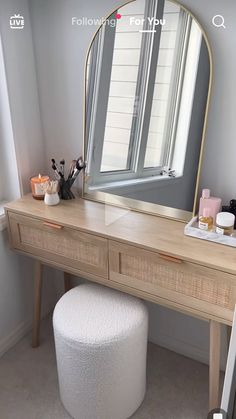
[
  {"xmin": 199, "ymin": 189, "xmax": 222, "ymax": 223},
  {"xmin": 198, "ymin": 207, "xmax": 213, "ymax": 231}
]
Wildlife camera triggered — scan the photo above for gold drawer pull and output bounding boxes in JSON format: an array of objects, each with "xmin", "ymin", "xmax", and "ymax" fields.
[
  {"xmin": 158, "ymin": 253, "xmax": 182, "ymax": 264},
  {"xmin": 43, "ymin": 222, "xmax": 63, "ymax": 230}
]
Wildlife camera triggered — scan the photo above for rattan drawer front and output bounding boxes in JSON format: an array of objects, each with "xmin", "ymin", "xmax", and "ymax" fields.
[
  {"xmin": 109, "ymin": 241, "xmax": 236, "ymax": 322},
  {"xmin": 9, "ymin": 212, "xmax": 108, "ymax": 278}
]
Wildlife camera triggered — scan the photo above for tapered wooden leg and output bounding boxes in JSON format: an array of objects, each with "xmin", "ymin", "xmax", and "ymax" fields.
[
  {"xmin": 32, "ymin": 261, "xmax": 43, "ymax": 348},
  {"xmin": 209, "ymin": 320, "xmax": 221, "ymax": 411},
  {"xmin": 64, "ymin": 272, "xmax": 72, "ymax": 293}
]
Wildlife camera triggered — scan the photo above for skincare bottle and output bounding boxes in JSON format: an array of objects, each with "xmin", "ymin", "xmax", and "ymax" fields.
[
  {"xmin": 216, "ymin": 212, "xmax": 235, "ymax": 236},
  {"xmin": 199, "ymin": 189, "xmax": 222, "ymax": 223},
  {"xmin": 198, "ymin": 208, "xmax": 213, "ymax": 231}
]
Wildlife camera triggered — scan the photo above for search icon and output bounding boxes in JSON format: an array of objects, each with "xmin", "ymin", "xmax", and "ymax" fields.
[{"xmin": 212, "ymin": 15, "xmax": 226, "ymax": 28}]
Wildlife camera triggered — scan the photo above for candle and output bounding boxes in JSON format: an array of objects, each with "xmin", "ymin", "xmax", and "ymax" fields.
[{"xmin": 30, "ymin": 174, "xmax": 50, "ymax": 200}]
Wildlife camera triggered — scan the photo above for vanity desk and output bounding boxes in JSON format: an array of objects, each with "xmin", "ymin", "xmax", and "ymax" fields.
[{"xmin": 5, "ymin": 194, "xmax": 236, "ymax": 410}]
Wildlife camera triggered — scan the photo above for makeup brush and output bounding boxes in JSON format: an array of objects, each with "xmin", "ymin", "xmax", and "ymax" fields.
[
  {"xmin": 76, "ymin": 156, "xmax": 86, "ymax": 170},
  {"xmin": 51, "ymin": 158, "xmax": 64, "ymax": 178},
  {"xmin": 68, "ymin": 160, "xmax": 77, "ymax": 178},
  {"xmin": 60, "ymin": 159, "xmax": 65, "ymax": 176},
  {"xmin": 71, "ymin": 157, "xmax": 86, "ymax": 180},
  {"xmin": 52, "ymin": 162, "xmax": 64, "ymax": 179},
  {"xmin": 51, "ymin": 158, "xmax": 59, "ymax": 171}
]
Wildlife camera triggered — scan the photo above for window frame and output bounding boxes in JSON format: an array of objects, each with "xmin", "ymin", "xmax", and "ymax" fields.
[{"xmin": 0, "ymin": 34, "xmax": 21, "ymax": 226}]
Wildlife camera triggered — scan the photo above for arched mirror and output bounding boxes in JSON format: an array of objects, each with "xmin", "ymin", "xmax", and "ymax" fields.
[{"xmin": 83, "ymin": 0, "xmax": 212, "ymax": 221}]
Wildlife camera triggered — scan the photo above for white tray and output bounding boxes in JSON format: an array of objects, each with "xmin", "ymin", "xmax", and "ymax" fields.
[{"xmin": 184, "ymin": 216, "xmax": 236, "ymax": 248}]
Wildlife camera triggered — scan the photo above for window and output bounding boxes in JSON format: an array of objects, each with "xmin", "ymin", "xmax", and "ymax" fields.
[
  {"xmin": 0, "ymin": 35, "xmax": 20, "ymax": 216},
  {"xmin": 86, "ymin": 0, "xmax": 201, "ymax": 188}
]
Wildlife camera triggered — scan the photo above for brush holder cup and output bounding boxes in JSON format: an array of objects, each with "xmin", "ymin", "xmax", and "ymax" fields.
[{"xmin": 59, "ymin": 178, "xmax": 76, "ymax": 200}]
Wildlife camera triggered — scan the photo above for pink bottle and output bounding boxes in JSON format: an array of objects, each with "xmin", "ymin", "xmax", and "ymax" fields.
[{"xmin": 199, "ymin": 189, "xmax": 222, "ymax": 223}]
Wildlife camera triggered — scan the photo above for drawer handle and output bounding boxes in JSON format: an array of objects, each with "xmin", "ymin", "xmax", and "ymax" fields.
[
  {"xmin": 43, "ymin": 222, "xmax": 63, "ymax": 230},
  {"xmin": 158, "ymin": 253, "xmax": 183, "ymax": 264}
]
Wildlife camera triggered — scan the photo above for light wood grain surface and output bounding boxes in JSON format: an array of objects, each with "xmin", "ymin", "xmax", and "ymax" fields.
[
  {"xmin": 8, "ymin": 211, "xmax": 108, "ymax": 278},
  {"xmin": 5, "ymin": 194, "xmax": 236, "ymax": 275}
]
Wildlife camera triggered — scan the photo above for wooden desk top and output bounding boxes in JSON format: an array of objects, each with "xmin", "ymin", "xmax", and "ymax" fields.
[{"xmin": 5, "ymin": 194, "xmax": 236, "ymax": 275}]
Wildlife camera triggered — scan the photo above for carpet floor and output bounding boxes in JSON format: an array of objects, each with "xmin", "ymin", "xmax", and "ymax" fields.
[{"xmin": 0, "ymin": 316, "xmax": 223, "ymax": 419}]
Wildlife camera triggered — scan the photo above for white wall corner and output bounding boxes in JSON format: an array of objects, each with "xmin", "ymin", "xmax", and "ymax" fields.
[{"xmin": 0, "ymin": 306, "xmax": 55, "ymax": 359}]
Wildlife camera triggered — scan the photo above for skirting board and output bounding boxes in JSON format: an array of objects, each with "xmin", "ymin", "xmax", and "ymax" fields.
[
  {"xmin": 0, "ymin": 306, "xmax": 56, "ymax": 359},
  {"xmin": 0, "ymin": 318, "xmax": 227, "ymax": 369},
  {"xmin": 149, "ymin": 330, "xmax": 227, "ymax": 371},
  {"xmin": 1, "ymin": 319, "xmax": 213, "ymax": 367},
  {"xmin": 0, "ymin": 304, "xmax": 227, "ymax": 371},
  {"xmin": 0, "ymin": 319, "xmax": 32, "ymax": 358}
]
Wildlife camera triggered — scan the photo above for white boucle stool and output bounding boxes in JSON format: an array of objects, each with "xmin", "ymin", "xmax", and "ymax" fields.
[{"xmin": 53, "ymin": 283, "xmax": 148, "ymax": 419}]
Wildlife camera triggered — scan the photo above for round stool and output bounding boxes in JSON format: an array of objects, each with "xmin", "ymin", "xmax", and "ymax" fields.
[{"xmin": 53, "ymin": 283, "xmax": 148, "ymax": 419}]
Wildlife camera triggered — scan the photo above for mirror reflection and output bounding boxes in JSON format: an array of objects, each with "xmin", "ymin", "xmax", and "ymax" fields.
[{"xmin": 84, "ymin": 0, "xmax": 211, "ymax": 218}]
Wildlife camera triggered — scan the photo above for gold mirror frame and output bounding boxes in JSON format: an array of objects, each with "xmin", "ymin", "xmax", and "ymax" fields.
[{"xmin": 82, "ymin": 0, "xmax": 213, "ymax": 223}]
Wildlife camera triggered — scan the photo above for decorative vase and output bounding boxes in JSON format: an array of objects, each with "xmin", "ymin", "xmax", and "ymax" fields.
[{"xmin": 44, "ymin": 192, "xmax": 60, "ymax": 206}]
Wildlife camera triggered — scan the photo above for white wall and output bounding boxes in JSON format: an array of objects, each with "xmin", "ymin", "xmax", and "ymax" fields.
[
  {"xmin": 0, "ymin": 228, "xmax": 59, "ymax": 356},
  {"xmin": 0, "ymin": 0, "xmax": 47, "ymax": 193},
  {"xmin": 182, "ymin": 0, "xmax": 236, "ymax": 202},
  {"xmin": 0, "ymin": 0, "xmax": 60, "ymax": 356}
]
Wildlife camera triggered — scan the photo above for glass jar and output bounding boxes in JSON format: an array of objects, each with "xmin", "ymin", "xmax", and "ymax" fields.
[{"xmin": 216, "ymin": 212, "xmax": 235, "ymax": 236}]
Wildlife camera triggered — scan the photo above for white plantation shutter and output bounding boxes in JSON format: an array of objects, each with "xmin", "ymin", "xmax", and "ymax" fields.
[
  {"xmin": 101, "ymin": 0, "xmax": 145, "ymax": 172},
  {"xmin": 101, "ymin": 1, "xmax": 181, "ymax": 172},
  {"xmin": 144, "ymin": 3, "xmax": 180, "ymax": 167}
]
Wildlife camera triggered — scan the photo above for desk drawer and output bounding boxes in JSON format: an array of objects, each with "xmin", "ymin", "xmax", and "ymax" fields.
[
  {"xmin": 109, "ymin": 241, "xmax": 236, "ymax": 321},
  {"xmin": 8, "ymin": 212, "xmax": 108, "ymax": 278}
]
